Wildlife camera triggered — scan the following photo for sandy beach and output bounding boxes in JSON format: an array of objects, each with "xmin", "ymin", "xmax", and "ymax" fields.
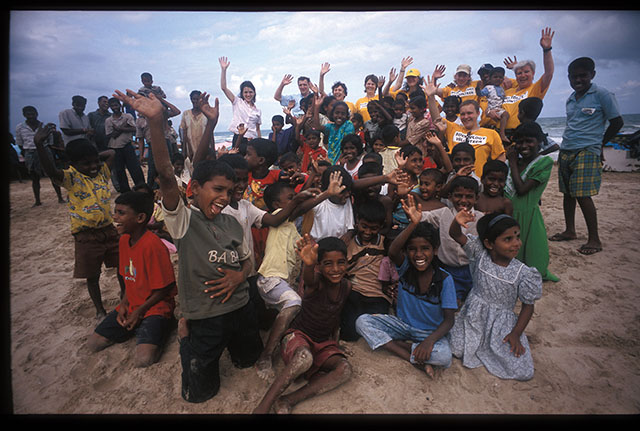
[{"xmin": 7, "ymin": 166, "xmax": 640, "ymax": 415}]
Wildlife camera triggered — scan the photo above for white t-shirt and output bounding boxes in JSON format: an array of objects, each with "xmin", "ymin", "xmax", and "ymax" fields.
[
  {"xmin": 310, "ymin": 198, "xmax": 354, "ymax": 241},
  {"xmin": 228, "ymin": 98, "xmax": 262, "ymax": 139},
  {"xmin": 222, "ymin": 199, "xmax": 266, "ymax": 275}
]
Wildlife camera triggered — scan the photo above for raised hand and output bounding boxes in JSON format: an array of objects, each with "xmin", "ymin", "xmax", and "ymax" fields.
[
  {"xmin": 394, "ymin": 149, "xmax": 408, "ymax": 170},
  {"xmin": 309, "ymin": 81, "xmax": 319, "ymax": 94},
  {"xmin": 401, "ymin": 56, "xmax": 414, "ymax": 70},
  {"xmin": 113, "ymin": 89, "xmax": 164, "ymax": 121},
  {"xmin": 281, "ymin": 74, "xmax": 294, "ymax": 86},
  {"xmin": 401, "ymin": 194, "xmax": 422, "ymax": 225},
  {"xmin": 33, "ymin": 123, "xmax": 56, "ymax": 146},
  {"xmin": 503, "ymin": 56, "xmax": 518, "ymax": 70},
  {"xmin": 327, "ymin": 170, "xmax": 346, "ymax": 196},
  {"xmin": 432, "ymin": 64, "xmax": 446, "ymax": 81},
  {"xmin": 377, "ymin": 75, "xmax": 386, "ymax": 89},
  {"xmin": 388, "ymin": 67, "xmax": 398, "ymax": 84},
  {"xmin": 198, "ymin": 92, "xmax": 220, "ymax": 124},
  {"xmin": 295, "ymin": 234, "xmax": 318, "ymax": 266},
  {"xmin": 423, "ymin": 75, "xmax": 439, "ymax": 98},
  {"xmin": 540, "ymin": 27, "xmax": 554, "ymax": 50},
  {"xmin": 320, "ymin": 62, "xmax": 331, "ymax": 76},
  {"xmin": 218, "ymin": 56, "xmax": 230, "ymax": 70},
  {"xmin": 454, "ymin": 207, "xmax": 475, "ymax": 229}
]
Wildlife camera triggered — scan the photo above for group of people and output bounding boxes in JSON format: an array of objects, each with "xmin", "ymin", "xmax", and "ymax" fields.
[{"xmin": 18, "ymin": 26, "xmax": 625, "ymax": 414}]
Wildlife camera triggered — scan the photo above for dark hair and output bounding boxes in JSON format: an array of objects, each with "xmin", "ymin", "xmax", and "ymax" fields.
[
  {"xmin": 141, "ymin": 72, "xmax": 152, "ymax": 80},
  {"xmin": 278, "ymin": 151, "xmax": 299, "ymax": 167},
  {"xmin": 451, "ymin": 142, "xmax": 476, "ymax": 159},
  {"xmin": 133, "ymin": 182, "xmax": 153, "ymax": 195},
  {"xmin": 192, "ymin": 159, "xmax": 236, "ymax": 186},
  {"xmin": 360, "ymin": 154, "xmax": 382, "ymax": 169},
  {"xmin": 189, "ymin": 90, "xmax": 202, "ymax": 99},
  {"xmin": 364, "ymin": 74, "xmax": 379, "ymax": 88},
  {"xmin": 381, "ymin": 124, "xmax": 400, "ymax": 146},
  {"xmin": 482, "ymin": 159, "xmax": 509, "ymax": 179},
  {"xmin": 239, "ymin": 81, "xmax": 256, "ymax": 103},
  {"xmin": 341, "ymin": 133, "xmax": 363, "ymax": 155},
  {"xmin": 443, "ymin": 95, "xmax": 462, "ymax": 109},
  {"xmin": 477, "ymin": 213, "xmax": 520, "ymax": 247},
  {"xmin": 402, "ymin": 221, "xmax": 443, "ymax": 301},
  {"xmin": 332, "ymin": 101, "xmax": 350, "ymax": 117},
  {"xmin": 512, "ymin": 122, "xmax": 546, "ymax": 145},
  {"xmin": 449, "ymin": 175, "xmax": 479, "ymax": 195},
  {"xmin": 72, "ymin": 95, "xmax": 87, "ymax": 105},
  {"xmin": 568, "ymin": 57, "xmax": 595, "ymax": 74},
  {"xmin": 97, "ymin": 95, "xmax": 109, "ymax": 103},
  {"xmin": 408, "ymin": 95, "xmax": 427, "ymax": 111},
  {"xmin": 317, "ymin": 236, "xmax": 348, "ymax": 262},
  {"xmin": 395, "ymin": 92, "xmax": 408, "ymax": 102},
  {"xmin": 272, "ymin": 115, "xmax": 285, "ymax": 125},
  {"xmin": 108, "ymin": 97, "xmax": 121, "ymax": 106},
  {"xmin": 420, "ymin": 168, "xmax": 446, "ymax": 185},
  {"xmin": 356, "ymin": 198, "xmax": 386, "ymax": 226},
  {"xmin": 65, "ymin": 138, "xmax": 99, "ymax": 163},
  {"xmin": 357, "ymin": 161, "xmax": 383, "ymax": 178},
  {"xmin": 298, "ymin": 76, "xmax": 310, "ymax": 83},
  {"xmin": 320, "ymin": 165, "xmax": 353, "ymax": 192},
  {"xmin": 300, "ymin": 93, "xmax": 314, "ymax": 111},
  {"xmin": 518, "ymin": 97, "xmax": 544, "ymax": 121},
  {"xmin": 218, "ymin": 153, "xmax": 249, "ymax": 171},
  {"xmin": 263, "ymin": 180, "xmax": 294, "ymax": 212},
  {"xmin": 247, "ymin": 138, "xmax": 279, "ymax": 167},
  {"xmin": 351, "ymin": 112, "xmax": 364, "ymax": 124},
  {"xmin": 332, "ymin": 81, "xmax": 348, "ymax": 96},
  {"xmin": 171, "ymin": 152, "xmax": 185, "ymax": 165},
  {"xmin": 304, "ymin": 128, "xmax": 321, "ymax": 139},
  {"xmin": 320, "ymin": 95, "xmax": 337, "ymax": 116},
  {"xmin": 115, "ymin": 191, "xmax": 154, "ymax": 224},
  {"xmin": 22, "ymin": 105, "xmax": 37, "ymax": 116},
  {"xmin": 490, "ymin": 66, "xmax": 506, "ymax": 77},
  {"xmin": 399, "ymin": 144, "xmax": 422, "ymax": 159}
]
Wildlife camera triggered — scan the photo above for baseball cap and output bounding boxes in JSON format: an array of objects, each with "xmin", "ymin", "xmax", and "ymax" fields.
[
  {"xmin": 478, "ymin": 63, "xmax": 494, "ymax": 74},
  {"xmin": 455, "ymin": 64, "xmax": 472, "ymax": 75},
  {"xmin": 405, "ymin": 68, "xmax": 421, "ymax": 77}
]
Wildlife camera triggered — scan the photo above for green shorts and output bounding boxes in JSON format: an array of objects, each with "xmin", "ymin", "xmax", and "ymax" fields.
[{"xmin": 558, "ymin": 149, "xmax": 602, "ymax": 197}]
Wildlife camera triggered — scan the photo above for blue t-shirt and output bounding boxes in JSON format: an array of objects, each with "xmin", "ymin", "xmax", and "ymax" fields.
[
  {"xmin": 269, "ymin": 125, "xmax": 297, "ymax": 156},
  {"xmin": 561, "ymin": 83, "xmax": 621, "ymax": 155},
  {"xmin": 396, "ymin": 258, "xmax": 458, "ymax": 332}
]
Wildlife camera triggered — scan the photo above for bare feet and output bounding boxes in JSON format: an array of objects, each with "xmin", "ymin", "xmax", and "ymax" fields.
[
  {"xmin": 424, "ymin": 364, "xmax": 435, "ymax": 379},
  {"xmin": 549, "ymin": 232, "xmax": 577, "ymax": 241},
  {"xmin": 273, "ymin": 397, "xmax": 292, "ymax": 414},
  {"xmin": 256, "ymin": 354, "xmax": 275, "ymax": 381}
]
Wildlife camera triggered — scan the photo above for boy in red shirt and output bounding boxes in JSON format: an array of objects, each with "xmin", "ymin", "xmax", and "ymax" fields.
[{"xmin": 87, "ymin": 190, "xmax": 177, "ymax": 368}]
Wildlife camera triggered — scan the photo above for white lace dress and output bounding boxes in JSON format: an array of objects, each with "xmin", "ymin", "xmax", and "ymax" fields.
[{"xmin": 449, "ymin": 234, "xmax": 542, "ymax": 380}]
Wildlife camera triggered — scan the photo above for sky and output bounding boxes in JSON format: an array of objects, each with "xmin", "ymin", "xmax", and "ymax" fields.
[{"xmin": 8, "ymin": 9, "xmax": 640, "ymax": 138}]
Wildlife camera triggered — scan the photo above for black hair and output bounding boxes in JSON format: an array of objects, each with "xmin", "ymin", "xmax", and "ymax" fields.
[
  {"xmin": 518, "ymin": 97, "xmax": 544, "ymax": 121},
  {"xmin": 364, "ymin": 74, "xmax": 379, "ymax": 88},
  {"xmin": 317, "ymin": 236, "xmax": 348, "ymax": 262},
  {"xmin": 298, "ymin": 76, "xmax": 310, "ymax": 83},
  {"xmin": 332, "ymin": 101, "xmax": 350, "ymax": 116},
  {"xmin": 449, "ymin": 175, "xmax": 479, "ymax": 195},
  {"xmin": 107, "ymin": 97, "xmax": 121, "ymax": 106},
  {"xmin": 320, "ymin": 165, "xmax": 353, "ymax": 192},
  {"xmin": 489, "ymin": 66, "xmax": 506, "ymax": 76},
  {"xmin": 399, "ymin": 144, "xmax": 422, "ymax": 159},
  {"xmin": 351, "ymin": 112, "xmax": 364, "ymax": 124},
  {"xmin": 477, "ymin": 213, "xmax": 520, "ymax": 248},
  {"xmin": 332, "ymin": 81, "xmax": 348, "ymax": 96},
  {"xmin": 189, "ymin": 90, "xmax": 202, "ymax": 99},
  {"xmin": 381, "ymin": 124, "xmax": 400, "ymax": 146},
  {"xmin": 300, "ymin": 93, "xmax": 314, "ymax": 111},
  {"xmin": 72, "ymin": 95, "xmax": 87, "ymax": 105},
  {"xmin": 451, "ymin": 142, "xmax": 476, "ymax": 160},
  {"xmin": 402, "ymin": 221, "xmax": 443, "ymax": 301},
  {"xmin": 408, "ymin": 95, "xmax": 427, "ymax": 110},
  {"xmin": 22, "ymin": 105, "xmax": 37, "ymax": 115},
  {"xmin": 272, "ymin": 115, "xmax": 285, "ymax": 125},
  {"xmin": 115, "ymin": 191, "xmax": 154, "ymax": 224},
  {"xmin": 98, "ymin": 95, "xmax": 109, "ymax": 102},
  {"xmin": 192, "ymin": 159, "xmax": 236, "ymax": 186},
  {"xmin": 247, "ymin": 138, "xmax": 279, "ymax": 167},
  {"xmin": 133, "ymin": 182, "xmax": 153, "ymax": 195},
  {"xmin": 304, "ymin": 128, "xmax": 321, "ymax": 139},
  {"xmin": 443, "ymin": 96, "xmax": 462, "ymax": 109},
  {"xmin": 482, "ymin": 159, "xmax": 509, "ymax": 179},
  {"xmin": 420, "ymin": 168, "xmax": 446, "ymax": 185},
  {"xmin": 568, "ymin": 57, "xmax": 595, "ymax": 74},
  {"xmin": 395, "ymin": 92, "xmax": 408, "ymax": 102},
  {"xmin": 171, "ymin": 152, "xmax": 185, "ymax": 165},
  {"xmin": 263, "ymin": 180, "xmax": 294, "ymax": 212},
  {"xmin": 278, "ymin": 151, "xmax": 300, "ymax": 167},
  {"xmin": 65, "ymin": 138, "xmax": 99, "ymax": 163},
  {"xmin": 356, "ymin": 198, "xmax": 386, "ymax": 226},
  {"xmin": 360, "ymin": 155, "xmax": 383, "ymax": 170},
  {"xmin": 320, "ymin": 95, "xmax": 337, "ymax": 116},
  {"xmin": 218, "ymin": 153, "xmax": 249, "ymax": 171},
  {"xmin": 141, "ymin": 72, "xmax": 152, "ymax": 80},
  {"xmin": 341, "ymin": 133, "xmax": 363, "ymax": 155},
  {"xmin": 512, "ymin": 122, "xmax": 546, "ymax": 145}
]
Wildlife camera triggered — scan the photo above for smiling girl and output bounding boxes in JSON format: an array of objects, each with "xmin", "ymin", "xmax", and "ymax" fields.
[{"xmin": 219, "ymin": 56, "xmax": 262, "ymax": 140}]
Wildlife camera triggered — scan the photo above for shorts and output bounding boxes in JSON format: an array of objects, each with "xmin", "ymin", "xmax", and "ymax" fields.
[
  {"xmin": 340, "ymin": 290, "xmax": 391, "ymax": 342},
  {"xmin": 24, "ymin": 148, "xmax": 47, "ymax": 176},
  {"xmin": 179, "ymin": 300, "xmax": 263, "ymax": 403},
  {"xmin": 256, "ymin": 275, "xmax": 302, "ymax": 311},
  {"xmin": 558, "ymin": 149, "xmax": 602, "ymax": 197},
  {"xmin": 94, "ymin": 309, "xmax": 174, "ymax": 346},
  {"xmin": 72, "ymin": 224, "xmax": 120, "ymax": 279},
  {"xmin": 281, "ymin": 329, "xmax": 346, "ymax": 380}
]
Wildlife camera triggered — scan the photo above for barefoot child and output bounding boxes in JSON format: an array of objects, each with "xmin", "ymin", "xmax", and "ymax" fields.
[
  {"xmin": 33, "ymin": 126, "xmax": 122, "ymax": 318},
  {"xmin": 356, "ymin": 201, "xmax": 456, "ymax": 378},
  {"xmin": 87, "ymin": 191, "xmax": 177, "ymax": 368},
  {"xmin": 449, "ymin": 211, "xmax": 542, "ymax": 380},
  {"xmin": 114, "ymin": 89, "xmax": 263, "ymax": 403},
  {"xmin": 253, "ymin": 235, "xmax": 352, "ymax": 414},
  {"xmin": 475, "ymin": 159, "xmax": 513, "ymax": 215}
]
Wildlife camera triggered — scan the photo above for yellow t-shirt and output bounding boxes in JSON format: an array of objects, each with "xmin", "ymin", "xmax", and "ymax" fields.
[
  {"xmin": 257, "ymin": 208, "xmax": 301, "ymax": 283},
  {"xmin": 441, "ymin": 80, "xmax": 480, "ymax": 103},
  {"xmin": 354, "ymin": 95, "xmax": 379, "ymax": 123},
  {"xmin": 60, "ymin": 164, "xmax": 113, "ymax": 234},
  {"xmin": 502, "ymin": 77, "xmax": 549, "ymax": 129},
  {"xmin": 445, "ymin": 120, "xmax": 505, "ymax": 178}
]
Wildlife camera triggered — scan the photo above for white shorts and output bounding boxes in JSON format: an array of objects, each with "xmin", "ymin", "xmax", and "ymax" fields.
[{"xmin": 256, "ymin": 275, "xmax": 302, "ymax": 311}]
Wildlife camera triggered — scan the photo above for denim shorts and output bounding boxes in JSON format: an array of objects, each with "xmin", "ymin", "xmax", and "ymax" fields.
[
  {"xmin": 356, "ymin": 313, "xmax": 452, "ymax": 368},
  {"xmin": 94, "ymin": 309, "xmax": 174, "ymax": 346}
]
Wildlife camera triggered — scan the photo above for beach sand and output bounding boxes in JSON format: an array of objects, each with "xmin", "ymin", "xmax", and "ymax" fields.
[{"xmin": 8, "ymin": 166, "xmax": 640, "ymax": 415}]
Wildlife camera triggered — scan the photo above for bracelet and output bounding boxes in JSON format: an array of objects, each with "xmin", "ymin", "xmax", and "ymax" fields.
[{"xmin": 543, "ymin": 47, "xmax": 552, "ymax": 52}]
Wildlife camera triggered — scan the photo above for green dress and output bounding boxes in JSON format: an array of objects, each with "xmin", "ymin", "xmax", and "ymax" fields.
[{"xmin": 505, "ymin": 155, "xmax": 559, "ymax": 282}]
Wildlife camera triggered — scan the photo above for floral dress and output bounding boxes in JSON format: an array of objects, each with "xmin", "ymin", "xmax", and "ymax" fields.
[{"xmin": 449, "ymin": 235, "xmax": 542, "ymax": 381}]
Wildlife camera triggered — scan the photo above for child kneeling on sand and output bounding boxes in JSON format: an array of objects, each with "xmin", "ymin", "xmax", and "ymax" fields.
[{"xmin": 87, "ymin": 191, "xmax": 177, "ymax": 367}]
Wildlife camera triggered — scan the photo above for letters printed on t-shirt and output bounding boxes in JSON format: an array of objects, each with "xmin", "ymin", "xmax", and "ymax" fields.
[
  {"xmin": 208, "ymin": 249, "xmax": 239, "ymax": 265},
  {"xmin": 503, "ymin": 90, "xmax": 529, "ymax": 105},
  {"xmin": 450, "ymin": 87, "xmax": 477, "ymax": 98},
  {"xmin": 452, "ymin": 131, "xmax": 488, "ymax": 146}
]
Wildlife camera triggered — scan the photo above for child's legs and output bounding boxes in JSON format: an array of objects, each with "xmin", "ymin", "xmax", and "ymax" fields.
[
  {"xmin": 89, "ymin": 309, "xmax": 131, "ymax": 351},
  {"xmin": 226, "ymin": 299, "xmax": 264, "ymax": 369},
  {"xmin": 113, "ymin": 148, "xmax": 131, "ymax": 193},
  {"xmin": 410, "ymin": 336, "xmax": 452, "ymax": 368},
  {"xmin": 256, "ymin": 276, "xmax": 302, "ymax": 357},
  {"xmin": 134, "ymin": 314, "xmax": 174, "ymax": 368},
  {"xmin": 122, "ymin": 142, "xmax": 145, "ymax": 187},
  {"xmin": 340, "ymin": 290, "xmax": 390, "ymax": 342},
  {"xmin": 355, "ymin": 313, "xmax": 413, "ymax": 351}
]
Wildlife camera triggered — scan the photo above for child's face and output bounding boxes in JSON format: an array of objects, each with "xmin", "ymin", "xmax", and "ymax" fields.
[
  {"xmin": 356, "ymin": 218, "xmax": 383, "ymax": 244},
  {"xmin": 485, "ymin": 226, "xmax": 521, "ymax": 262},
  {"xmin": 515, "ymin": 136, "xmax": 540, "ymax": 159},
  {"xmin": 280, "ymin": 160, "xmax": 300, "ymax": 177},
  {"xmin": 568, "ymin": 67, "xmax": 595, "ymax": 94},
  {"xmin": 405, "ymin": 237, "xmax": 437, "ymax": 272},
  {"xmin": 408, "ymin": 103, "xmax": 425, "ymax": 120},
  {"xmin": 351, "ymin": 117, "xmax": 363, "ymax": 130},
  {"xmin": 191, "ymin": 175, "xmax": 234, "ymax": 219},
  {"xmin": 443, "ymin": 101, "xmax": 459, "ymax": 117},
  {"xmin": 449, "ymin": 186, "xmax": 477, "ymax": 212},
  {"xmin": 244, "ymin": 145, "xmax": 261, "ymax": 170},
  {"xmin": 404, "ymin": 152, "xmax": 423, "ymax": 176},
  {"xmin": 233, "ymin": 168, "xmax": 249, "ymax": 202},
  {"xmin": 318, "ymin": 250, "xmax": 348, "ymax": 285},
  {"xmin": 272, "ymin": 120, "xmax": 283, "ymax": 134},
  {"xmin": 329, "ymin": 188, "xmax": 351, "ymax": 206},
  {"xmin": 482, "ymin": 171, "xmax": 506, "ymax": 197},
  {"xmin": 341, "ymin": 142, "xmax": 358, "ymax": 162},
  {"xmin": 273, "ymin": 186, "xmax": 296, "ymax": 210},
  {"xmin": 452, "ymin": 151, "xmax": 475, "ymax": 171},
  {"xmin": 372, "ymin": 139, "xmax": 386, "ymax": 153},
  {"xmin": 367, "ymin": 108, "xmax": 380, "ymax": 123},
  {"xmin": 418, "ymin": 174, "xmax": 442, "ymax": 201},
  {"xmin": 358, "ymin": 172, "xmax": 382, "ymax": 199},
  {"xmin": 173, "ymin": 160, "xmax": 184, "ymax": 176},
  {"xmin": 141, "ymin": 76, "xmax": 153, "ymax": 88},
  {"xmin": 306, "ymin": 134, "xmax": 321, "ymax": 149},
  {"xmin": 332, "ymin": 105, "xmax": 349, "ymax": 126},
  {"xmin": 73, "ymin": 154, "xmax": 102, "ymax": 178},
  {"xmin": 393, "ymin": 104, "xmax": 406, "ymax": 118},
  {"xmin": 490, "ymin": 72, "xmax": 505, "ymax": 87},
  {"xmin": 113, "ymin": 203, "xmax": 144, "ymax": 236}
]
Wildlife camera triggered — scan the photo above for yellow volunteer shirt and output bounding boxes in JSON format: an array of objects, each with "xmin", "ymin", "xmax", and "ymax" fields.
[
  {"xmin": 61, "ymin": 164, "xmax": 113, "ymax": 234},
  {"xmin": 441, "ymin": 80, "xmax": 480, "ymax": 103},
  {"xmin": 445, "ymin": 120, "xmax": 505, "ymax": 177},
  {"xmin": 502, "ymin": 77, "xmax": 549, "ymax": 129},
  {"xmin": 354, "ymin": 95, "xmax": 379, "ymax": 123}
]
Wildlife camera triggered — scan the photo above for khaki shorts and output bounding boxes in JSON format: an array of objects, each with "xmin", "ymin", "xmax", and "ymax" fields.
[{"xmin": 73, "ymin": 224, "xmax": 119, "ymax": 278}]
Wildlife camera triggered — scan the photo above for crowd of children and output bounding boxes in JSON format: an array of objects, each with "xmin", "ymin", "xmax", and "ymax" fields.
[{"xmin": 24, "ymin": 26, "xmax": 628, "ymax": 414}]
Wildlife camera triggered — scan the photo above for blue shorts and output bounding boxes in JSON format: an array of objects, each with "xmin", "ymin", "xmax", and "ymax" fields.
[{"xmin": 94, "ymin": 309, "xmax": 174, "ymax": 346}]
